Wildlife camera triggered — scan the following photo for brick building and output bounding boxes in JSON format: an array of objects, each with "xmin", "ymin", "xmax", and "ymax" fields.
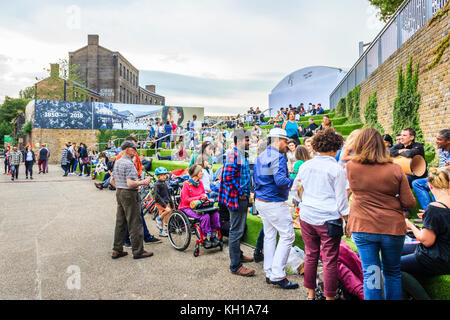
[
  {"xmin": 69, "ymin": 34, "xmax": 165, "ymax": 105},
  {"xmin": 36, "ymin": 63, "xmax": 101, "ymax": 102}
]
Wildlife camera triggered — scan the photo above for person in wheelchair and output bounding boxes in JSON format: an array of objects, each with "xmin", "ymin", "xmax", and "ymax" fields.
[
  {"xmin": 179, "ymin": 164, "xmax": 221, "ymax": 249},
  {"xmin": 154, "ymin": 167, "xmax": 174, "ymax": 237}
]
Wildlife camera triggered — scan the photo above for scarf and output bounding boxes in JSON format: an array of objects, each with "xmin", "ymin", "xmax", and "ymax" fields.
[{"xmin": 187, "ymin": 178, "xmax": 200, "ymax": 188}]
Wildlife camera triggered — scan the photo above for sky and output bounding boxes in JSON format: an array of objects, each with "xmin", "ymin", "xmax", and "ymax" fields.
[{"xmin": 0, "ymin": 0, "xmax": 385, "ymax": 115}]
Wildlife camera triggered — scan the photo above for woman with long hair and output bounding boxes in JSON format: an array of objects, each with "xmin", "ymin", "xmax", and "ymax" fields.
[
  {"xmin": 401, "ymin": 168, "xmax": 450, "ymax": 276},
  {"xmin": 346, "ymin": 128, "xmax": 416, "ymax": 300},
  {"xmin": 24, "ymin": 145, "xmax": 36, "ymax": 180}
]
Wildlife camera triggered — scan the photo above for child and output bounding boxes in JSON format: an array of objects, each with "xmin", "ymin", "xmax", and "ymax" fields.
[
  {"xmin": 154, "ymin": 167, "xmax": 174, "ymax": 237},
  {"xmin": 290, "ymin": 145, "xmax": 311, "ymax": 179}
]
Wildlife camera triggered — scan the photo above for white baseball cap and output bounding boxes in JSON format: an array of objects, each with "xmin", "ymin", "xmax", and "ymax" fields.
[{"xmin": 267, "ymin": 128, "xmax": 288, "ymax": 140}]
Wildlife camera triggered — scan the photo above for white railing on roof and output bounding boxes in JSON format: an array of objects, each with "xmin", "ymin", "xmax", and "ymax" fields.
[{"xmin": 329, "ymin": 0, "xmax": 447, "ymax": 109}]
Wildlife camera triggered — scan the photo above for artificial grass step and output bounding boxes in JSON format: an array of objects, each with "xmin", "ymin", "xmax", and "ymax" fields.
[{"xmin": 244, "ymin": 212, "xmax": 448, "ymax": 300}]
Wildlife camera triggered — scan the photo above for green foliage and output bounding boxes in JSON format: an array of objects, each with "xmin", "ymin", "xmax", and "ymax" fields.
[
  {"xmin": 345, "ymin": 85, "xmax": 361, "ymax": 124},
  {"xmin": 0, "ymin": 98, "xmax": 29, "ymax": 123},
  {"xmin": 424, "ymin": 143, "xmax": 437, "ymax": 164},
  {"xmin": 335, "ymin": 98, "xmax": 347, "ymax": 118},
  {"xmin": 369, "ymin": 0, "xmax": 404, "ymax": 22},
  {"xmin": 392, "ymin": 58, "xmax": 423, "ymax": 141},
  {"xmin": 363, "ymin": 92, "xmax": 384, "ymax": 134},
  {"xmin": 19, "ymin": 86, "xmax": 36, "ymax": 99},
  {"xmin": 21, "ymin": 121, "xmax": 33, "ymax": 136},
  {"xmin": 97, "ymin": 129, "xmax": 149, "ymax": 152},
  {"xmin": 0, "ymin": 121, "xmax": 13, "ymax": 147}
]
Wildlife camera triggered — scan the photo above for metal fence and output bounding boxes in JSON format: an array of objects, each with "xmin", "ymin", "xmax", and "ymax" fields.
[{"xmin": 329, "ymin": 0, "xmax": 447, "ymax": 109}]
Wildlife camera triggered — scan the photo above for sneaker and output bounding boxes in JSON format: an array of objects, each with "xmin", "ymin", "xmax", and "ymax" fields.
[
  {"xmin": 26, "ymin": 176, "xmax": 28, "ymax": 179},
  {"xmin": 144, "ymin": 236, "xmax": 161, "ymax": 243},
  {"xmin": 231, "ymin": 266, "xmax": 255, "ymax": 277},
  {"xmin": 124, "ymin": 241, "xmax": 132, "ymax": 248},
  {"xmin": 254, "ymin": 250, "xmax": 264, "ymax": 263},
  {"xmin": 159, "ymin": 230, "xmax": 168, "ymax": 237},
  {"xmin": 203, "ymin": 239, "xmax": 212, "ymax": 249},
  {"xmin": 30, "ymin": 177, "xmax": 33, "ymax": 180},
  {"xmin": 95, "ymin": 183, "xmax": 104, "ymax": 190},
  {"xmin": 271, "ymin": 278, "xmax": 299, "ymax": 289},
  {"xmin": 211, "ymin": 237, "xmax": 220, "ymax": 247}
]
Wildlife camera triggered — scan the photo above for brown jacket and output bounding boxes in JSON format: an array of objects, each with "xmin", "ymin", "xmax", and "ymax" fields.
[{"xmin": 346, "ymin": 160, "xmax": 416, "ymax": 236}]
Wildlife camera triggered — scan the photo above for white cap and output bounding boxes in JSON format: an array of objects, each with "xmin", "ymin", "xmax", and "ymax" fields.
[{"xmin": 267, "ymin": 128, "xmax": 288, "ymax": 140}]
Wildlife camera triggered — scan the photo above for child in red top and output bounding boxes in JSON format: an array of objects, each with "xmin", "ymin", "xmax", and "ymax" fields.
[{"xmin": 179, "ymin": 164, "xmax": 221, "ymax": 249}]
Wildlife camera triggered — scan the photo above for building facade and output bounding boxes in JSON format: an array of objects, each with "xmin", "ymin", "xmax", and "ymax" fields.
[{"xmin": 69, "ymin": 34, "xmax": 165, "ymax": 105}]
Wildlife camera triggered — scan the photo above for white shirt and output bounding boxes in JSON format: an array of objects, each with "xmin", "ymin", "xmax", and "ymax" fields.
[
  {"xmin": 291, "ymin": 155, "xmax": 349, "ymax": 226},
  {"xmin": 26, "ymin": 151, "xmax": 33, "ymax": 162},
  {"xmin": 294, "ymin": 114, "xmax": 300, "ymax": 121},
  {"xmin": 201, "ymin": 168, "xmax": 214, "ymax": 192}
]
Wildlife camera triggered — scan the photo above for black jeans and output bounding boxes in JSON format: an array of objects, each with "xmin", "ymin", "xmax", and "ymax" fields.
[
  {"xmin": 228, "ymin": 198, "xmax": 249, "ymax": 272},
  {"xmin": 25, "ymin": 161, "xmax": 33, "ymax": 177},
  {"xmin": 11, "ymin": 165, "xmax": 19, "ymax": 179}
]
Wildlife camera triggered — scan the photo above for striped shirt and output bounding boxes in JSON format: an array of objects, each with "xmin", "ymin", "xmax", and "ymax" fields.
[
  {"xmin": 61, "ymin": 148, "xmax": 69, "ymax": 165},
  {"xmin": 112, "ymin": 155, "xmax": 138, "ymax": 190},
  {"xmin": 439, "ymin": 148, "xmax": 450, "ymax": 168}
]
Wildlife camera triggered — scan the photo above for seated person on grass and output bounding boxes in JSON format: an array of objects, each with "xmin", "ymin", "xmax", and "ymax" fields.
[
  {"xmin": 401, "ymin": 168, "xmax": 450, "ymax": 276},
  {"xmin": 411, "ymin": 129, "xmax": 450, "ymax": 210},
  {"xmin": 179, "ymin": 164, "xmax": 221, "ymax": 249},
  {"xmin": 154, "ymin": 167, "xmax": 174, "ymax": 237},
  {"xmin": 95, "ymin": 155, "xmax": 116, "ymax": 190}
]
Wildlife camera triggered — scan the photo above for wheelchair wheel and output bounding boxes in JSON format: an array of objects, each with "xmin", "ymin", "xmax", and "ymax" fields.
[
  {"xmin": 193, "ymin": 244, "xmax": 200, "ymax": 257},
  {"xmin": 167, "ymin": 210, "xmax": 191, "ymax": 251}
]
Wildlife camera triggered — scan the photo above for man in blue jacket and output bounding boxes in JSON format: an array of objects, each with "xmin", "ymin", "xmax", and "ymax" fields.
[{"xmin": 253, "ymin": 128, "xmax": 298, "ymax": 289}]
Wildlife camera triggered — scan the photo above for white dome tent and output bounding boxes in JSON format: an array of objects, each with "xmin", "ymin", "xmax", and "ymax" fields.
[{"xmin": 268, "ymin": 66, "xmax": 347, "ymax": 116}]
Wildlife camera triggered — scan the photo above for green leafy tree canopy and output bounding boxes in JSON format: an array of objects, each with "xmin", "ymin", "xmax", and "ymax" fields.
[{"xmin": 369, "ymin": 0, "xmax": 404, "ymax": 22}]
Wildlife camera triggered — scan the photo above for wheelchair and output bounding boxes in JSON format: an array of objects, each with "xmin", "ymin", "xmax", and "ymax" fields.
[{"xmin": 167, "ymin": 204, "xmax": 224, "ymax": 257}]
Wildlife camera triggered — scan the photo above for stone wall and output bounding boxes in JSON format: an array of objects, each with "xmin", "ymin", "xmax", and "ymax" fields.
[
  {"xmin": 359, "ymin": 9, "xmax": 449, "ymax": 146},
  {"xmin": 32, "ymin": 128, "xmax": 98, "ymax": 164}
]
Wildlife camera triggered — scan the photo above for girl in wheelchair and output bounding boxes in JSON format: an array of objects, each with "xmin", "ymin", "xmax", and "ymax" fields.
[{"xmin": 179, "ymin": 164, "xmax": 221, "ymax": 249}]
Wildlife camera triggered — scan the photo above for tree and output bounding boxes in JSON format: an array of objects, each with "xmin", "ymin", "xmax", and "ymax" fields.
[
  {"xmin": 37, "ymin": 58, "xmax": 87, "ymax": 102},
  {"xmin": 0, "ymin": 98, "xmax": 29, "ymax": 123},
  {"xmin": 19, "ymin": 86, "xmax": 36, "ymax": 99},
  {"xmin": 369, "ymin": 0, "xmax": 404, "ymax": 22},
  {"xmin": 0, "ymin": 120, "xmax": 13, "ymax": 147}
]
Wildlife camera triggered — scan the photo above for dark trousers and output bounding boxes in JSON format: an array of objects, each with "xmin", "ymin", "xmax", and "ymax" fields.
[
  {"xmin": 125, "ymin": 198, "xmax": 153, "ymax": 243},
  {"xmin": 4, "ymin": 159, "xmax": 8, "ymax": 174},
  {"xmin": 25, "ymin": 161, "xmax": 33, "ymax": 177},
  {"xmin": 69, "ymin": 159, "xmax": 75, "ymax": 172},
  {"xmin": 38, "ymin": 159, "xmax": 47, "ymax": 173},
  {"xmin": 11, "ymin": 165, "xmax": 19, "ymax": 179},
  {"xmin": 228, "ymin": 198, "xmax": 249, "ymax": 272},
  {"xmin": 113, "ymin": 189, "xmax": 144, "ymax": 256},
  {"xmin": 255, "ymin": 228, "xmax": 264, "ymax": 251},
  {"xmin": 61, "ymin": 164, "xmax": 70, "ymax": 176}
]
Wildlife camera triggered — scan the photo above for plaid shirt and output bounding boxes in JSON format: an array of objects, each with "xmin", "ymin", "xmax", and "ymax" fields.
[
  {"xmin": 218, "ymin": 147, "xmax": 250, "ymax": 211},
  {"xmin": 9, "ymin": 150, "xmax": 23, "ymax": 165}
]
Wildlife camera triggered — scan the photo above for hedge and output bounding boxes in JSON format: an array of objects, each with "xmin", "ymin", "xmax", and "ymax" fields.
[{"xmin": 333, "ymin": 123, "xmax": 364, "ymax": 136}]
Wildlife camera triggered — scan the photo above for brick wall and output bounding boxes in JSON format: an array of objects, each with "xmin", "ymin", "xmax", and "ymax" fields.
[
  {"xmin": 32, "ymin": 128, "xmax": 98, "ymax": 164},
  {"xmin": 359, "ymin": 10, "xmax": 449, "ymax": 146}
]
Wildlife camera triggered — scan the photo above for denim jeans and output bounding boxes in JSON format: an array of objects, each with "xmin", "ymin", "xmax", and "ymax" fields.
[
  {"xmin": 229, "ymin": 199, "xmax": 248, "ymax": 272},
  {"xmin": 352, "ymin": 232, "xmax": 405, "ymax": 300},
  {"xmin": 411, "ymin": 178, "xmax": 435, "ymax": 210},
  {"xmin": 255, "ymin": 228, "xmax": 264, "ymax": 252}
]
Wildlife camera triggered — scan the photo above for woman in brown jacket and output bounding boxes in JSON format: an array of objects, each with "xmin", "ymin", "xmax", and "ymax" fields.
[{"xmin": 346, "ymin": 128, "xmax": 416, "ymax": 300}]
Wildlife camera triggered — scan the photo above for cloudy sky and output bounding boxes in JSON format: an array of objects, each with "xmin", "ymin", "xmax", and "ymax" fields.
[{"xmin": 0, "ymin": 0, "xmax": 385, "ymax": 115}]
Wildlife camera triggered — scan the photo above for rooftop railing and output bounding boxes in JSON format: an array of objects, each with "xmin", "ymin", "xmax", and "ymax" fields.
[{"xmin": 329, "ymin": 0, "xmax": 447, "ymax": 109}]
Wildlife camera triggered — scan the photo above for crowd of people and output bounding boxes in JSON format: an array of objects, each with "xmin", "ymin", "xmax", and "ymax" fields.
[
  {"xmin": 3, "ymin": 144, "xmax": 50, "ymax": 181},
  {"xmin": 99, "ymin": 107, "xmax": 449, "ymax": 300}
]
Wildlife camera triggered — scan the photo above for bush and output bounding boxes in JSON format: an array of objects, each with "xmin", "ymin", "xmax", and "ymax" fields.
[
  {"xmin": 336, "ymin": 98, "xmax": 347, "ymax": 118},
  {"xmin": 363, "ymin": 92, "xmax": 384, "ymax": 134}
]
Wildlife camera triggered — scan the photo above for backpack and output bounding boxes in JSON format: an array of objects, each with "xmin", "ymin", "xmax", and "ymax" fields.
[{"xmin": 66, "ymin": 150, "xmax": 74, "ymax": 161}]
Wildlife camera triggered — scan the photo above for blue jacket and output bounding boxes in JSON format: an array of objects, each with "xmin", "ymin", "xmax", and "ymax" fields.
[{"xmin": 253, "ymin": 145, "xmax": 294, "ymax": 202}]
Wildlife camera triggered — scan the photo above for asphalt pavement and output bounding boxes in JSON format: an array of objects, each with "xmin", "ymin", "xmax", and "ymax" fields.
[{"xmin": 0, "ymin": 164, "xmax": 308, "ymax": 300}]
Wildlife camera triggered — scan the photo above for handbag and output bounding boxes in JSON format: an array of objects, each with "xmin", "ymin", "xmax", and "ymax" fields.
[{"xmin": 326, "ymin": 218, "xmax": 343, "ymax": 238}]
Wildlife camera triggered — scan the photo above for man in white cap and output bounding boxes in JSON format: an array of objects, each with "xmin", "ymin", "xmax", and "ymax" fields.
[{"xmin": 253, "ymin": 128, "xmax": 298, "ymax": 289}]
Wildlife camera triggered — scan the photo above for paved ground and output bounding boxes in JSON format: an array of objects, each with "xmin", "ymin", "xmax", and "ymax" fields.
[{"xmin": 0, "ymin": 164, "xmax": 308, "ymax": 300}]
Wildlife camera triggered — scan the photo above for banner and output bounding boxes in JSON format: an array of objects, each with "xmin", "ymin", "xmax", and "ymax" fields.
[
  {"xmin": 34, "ymin": 100, "xmax": 92, "ymax": 129},
  {"xmin": 4, "ymin": 135, "xmax": 12, "ymax": 148},
  {"xmin": 33, "ymin": 100, "xmax": 204, "ymax": 130}
]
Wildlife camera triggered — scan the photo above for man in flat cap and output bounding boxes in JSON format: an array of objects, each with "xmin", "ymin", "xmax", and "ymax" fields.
[{"xmin": 110, "ymin": 140, "xmax": 153, "ymax": 260}]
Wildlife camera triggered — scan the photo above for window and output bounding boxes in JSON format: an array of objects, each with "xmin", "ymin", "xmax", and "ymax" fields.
[
  {"xmin": 119, "ymin": 86, "xmax": 122, "ymax": 102},
  {"xmin": 120, "ymin": 63, "xmax": 122, "ymax": 76},
  {"xmin": 127, "ymin": 69, "xmax": 129, "ymax": 81}
]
